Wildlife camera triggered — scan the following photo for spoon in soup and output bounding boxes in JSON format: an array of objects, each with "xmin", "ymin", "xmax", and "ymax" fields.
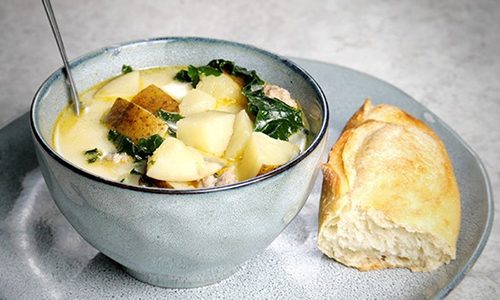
[{"xmin": 41, "ymin": 0, "xmax": 81, "ymax": 116}]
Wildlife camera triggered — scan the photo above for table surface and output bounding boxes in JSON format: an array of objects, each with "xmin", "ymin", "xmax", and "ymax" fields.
[{"xmin": 0, "ymin": 0, "xmax": 498, "ymax": 299}]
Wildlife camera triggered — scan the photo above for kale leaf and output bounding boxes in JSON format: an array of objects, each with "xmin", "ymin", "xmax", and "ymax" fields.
[
  {"xmin": 207, "ymin": 59, "xmax": 265, "ymax": 90},
  {"xmin": 174, "ymin": 69, "xmax": 191, "ymax": 83},
  {"xmin": 138, "ymin": 134, "xmax": 164, "ymax": 155},
  {"xmin": 174, "ymin": 65, "xmax": 222, "ymax": 87},
  {"xmin": 209, "ymin": 59, "xmax": 303, "ymax": 140},
  {"xmin": 211, "ymin": 60, "xmax": 304, "ymax": 140},
  {"xmin": 122, "ymin": 65, "xmax": 133, "ymax": 74},
  {"xmin": 174, "ymin": 59, "xmax": 304, "ymax": 140},
  {"xmin": 245, "ymin": 89, "xmax": 304, "ymax": 140},
  {"xmin": 108, "ymin": 130, "xmax": 164, "ymax": 161},
  {"xmin": 187, "ymin": 65, "xmax": 200, "ymax": 87},
  {"xmin": 157, "ymin": 109, "xmax": 183, "ymax": 123}
]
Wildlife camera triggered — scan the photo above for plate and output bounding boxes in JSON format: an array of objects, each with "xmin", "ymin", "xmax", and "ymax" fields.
[{"xmin": 0, "ymin": 58, "xmax": 493, "ymax": 299}]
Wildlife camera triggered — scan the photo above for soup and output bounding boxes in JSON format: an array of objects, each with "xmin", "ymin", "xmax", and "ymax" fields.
[{"xmin": 53, "ymin": 60, "xmax": 309, "ymax": 189}]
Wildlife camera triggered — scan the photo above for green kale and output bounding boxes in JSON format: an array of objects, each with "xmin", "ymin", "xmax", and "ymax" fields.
[
  {"xmin": 107, "ymin": 130, "xmax": 164, "ymax": 161},
  {"xmin": 157, "ymin": 110, "xmax": 183, "ymax": 123},
  {"xmin": 174, "ymin": 59, "xmax": 304, "ymax": 140},
  {"xmin": 210, "ymin": 59, "xmax": 303, "ymax": 140},
  {"xmin": 174, "ymin": 69, "xmax": 191, "ymax": 83},
  {"xmin": 245, "ymin": 89, "xmax": 304, "ymax": 141},
  {"xmin": 174, "ymin": 65, "xmax": 222, "ymax": 87},
  {"xmin": 107, "ymin": 130, "xmax": 139, "ymax": 160},
  {"xmin": 207, "ymin": 59, "xmax": 265, "ymax": 90},
  {"xmin": 83, "ymin": 148, "xmax": 102, "ymax": 163},
  {"xmin": 122, "ymin": 65, "xmax": 133, "ymax": 74},
  {"xmin": 137, "ymin": 134, "xmax": 164, "ymax": 155}
]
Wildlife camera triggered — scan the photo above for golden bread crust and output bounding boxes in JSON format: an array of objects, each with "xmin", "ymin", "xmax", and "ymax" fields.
[{"xmin": 318, "ymin": 99, "xmax": 461, "ymax": 272}]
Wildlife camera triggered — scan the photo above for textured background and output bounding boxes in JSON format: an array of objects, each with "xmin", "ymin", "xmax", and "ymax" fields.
[{"xmin": 0, "ymin": 0, "xmax": 499, "ymax": 298}]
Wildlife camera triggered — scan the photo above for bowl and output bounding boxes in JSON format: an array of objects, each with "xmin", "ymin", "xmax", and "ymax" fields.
[{"xmin": 30, "ymin": 37, "xmax": 329, "ymax": 288}]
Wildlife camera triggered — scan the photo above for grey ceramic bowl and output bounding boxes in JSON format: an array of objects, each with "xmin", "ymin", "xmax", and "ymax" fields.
[{"xmin": 30, "ymin": 37, "xmax": 329, "ymax": 288}]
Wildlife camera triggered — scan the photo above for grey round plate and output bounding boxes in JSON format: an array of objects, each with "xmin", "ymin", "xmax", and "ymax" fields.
[{"xmin": 0, "ymin": 58, "xmax": 493, "ymax": 300}]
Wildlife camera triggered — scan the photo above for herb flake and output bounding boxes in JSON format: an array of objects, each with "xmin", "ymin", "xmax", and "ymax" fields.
[
  {"xmin": 84, "ymin": 148, "xmax": 102, "ymax": 163},
  {"xmin": 122, "ymin": 65, "xmax": 133, "ymax": 74},
  {"xmin": 157, "ymin": 110, "xmax": 184, "ymax": 123}
]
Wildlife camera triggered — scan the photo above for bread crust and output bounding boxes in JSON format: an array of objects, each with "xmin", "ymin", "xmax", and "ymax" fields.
[{"xmin": 318, "ymin": 99, "xmax": 461, "ymax": 272}]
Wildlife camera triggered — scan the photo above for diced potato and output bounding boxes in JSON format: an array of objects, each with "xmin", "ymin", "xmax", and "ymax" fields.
[
  {"xmin": 177, "ymin": 111, "xmax": 236, "ymax": 156},
  {"xmin": 146, "ymin": 137, "xmax": 222, "ymax": 182},
  {"xmin": 94, "ymin": 71, "xmax": 140, "ymax": 100},
  {"xmin": 225, "ymin": 110, "xmax": 254, "ymax": 160},
  {"xmin": 162, "ymin": 81, "xmax": 192, "ymax": 102},
  {"xmin": 132, "ymin": 84, "xmax": 179, "ymax": 114},
  {"xmin": 140, "ymin": 68, "xmax": 179, "ymax": 90},
  {"xmin": 238, "ymin": 132, "xmax": 300, "ymax": 181},
  {"xmin": 179, "ymin": 89, "xmax": 216, "ymax": 116},
  {"xmin": 196, "ymin": 74, "xmax": 247, "ymax": 113},
  {"xmin": 105, "ymin": 98, "xmax": 167, "ymax": 143}
]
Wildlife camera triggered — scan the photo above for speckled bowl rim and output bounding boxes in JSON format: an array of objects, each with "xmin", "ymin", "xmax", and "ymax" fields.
[{"xmin": 31, "ymin": 37, "xmax": 329, "ymax": 194}]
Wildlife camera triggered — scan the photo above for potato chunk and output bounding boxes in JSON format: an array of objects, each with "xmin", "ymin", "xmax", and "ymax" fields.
[
  {"xmin": 94, "ymin": 71, "xmax": 140, "ymax": 100},
  {"xmin": 132, "ymin": 84, "xmax": 179, "ymax": 114},
  {"xmin": 179, "ymin": 89, "xmax": 217, "ymax": 116},
  {"xmin": 146, "ymin": 137, "xmax": 222, "ymax": 182},
  {"xmin": 197, "ymin": 74, "xmax": 247, "ymax": 113},
  {"xmin": 225, "ymin": 110, "xmax": 254, "ymax": 160},
  {"xmin": 238, "ymin": 132, "xmax": 300, "ymax": 181},
  {"xmin": 105, "ymin": 98, "xmax": 167, "ymax": 143},
  {"xmin": 162, "ymin": 81, "xmax": 192, "ymax": 102},
  {"xmin": 140, "ymin": 68, "xmax": 178, "ymax": 90},
  {"xmin": 177, "ymin": 111, "xmax": 236, "ymax": 156}
]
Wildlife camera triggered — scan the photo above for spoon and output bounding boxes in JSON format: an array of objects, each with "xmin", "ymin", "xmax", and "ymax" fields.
[{"xmin": 41, "ymin": 0, "xmax": 81, "ymax": 116}]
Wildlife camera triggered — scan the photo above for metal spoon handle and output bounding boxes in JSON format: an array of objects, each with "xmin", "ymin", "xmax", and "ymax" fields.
[{"xmin": 41, "ymin": 0, "xmax": 81, "ymax": 116}]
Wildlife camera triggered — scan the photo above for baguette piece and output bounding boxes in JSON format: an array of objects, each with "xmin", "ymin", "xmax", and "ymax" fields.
[{"xmin": 318, "ymin": 99, "xmax": 461, "ymax": 272}]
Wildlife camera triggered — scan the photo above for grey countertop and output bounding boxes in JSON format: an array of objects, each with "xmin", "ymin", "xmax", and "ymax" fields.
[{"xmin": 0, "ymin": 0, "xmax": 498, "ymax": 298}]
